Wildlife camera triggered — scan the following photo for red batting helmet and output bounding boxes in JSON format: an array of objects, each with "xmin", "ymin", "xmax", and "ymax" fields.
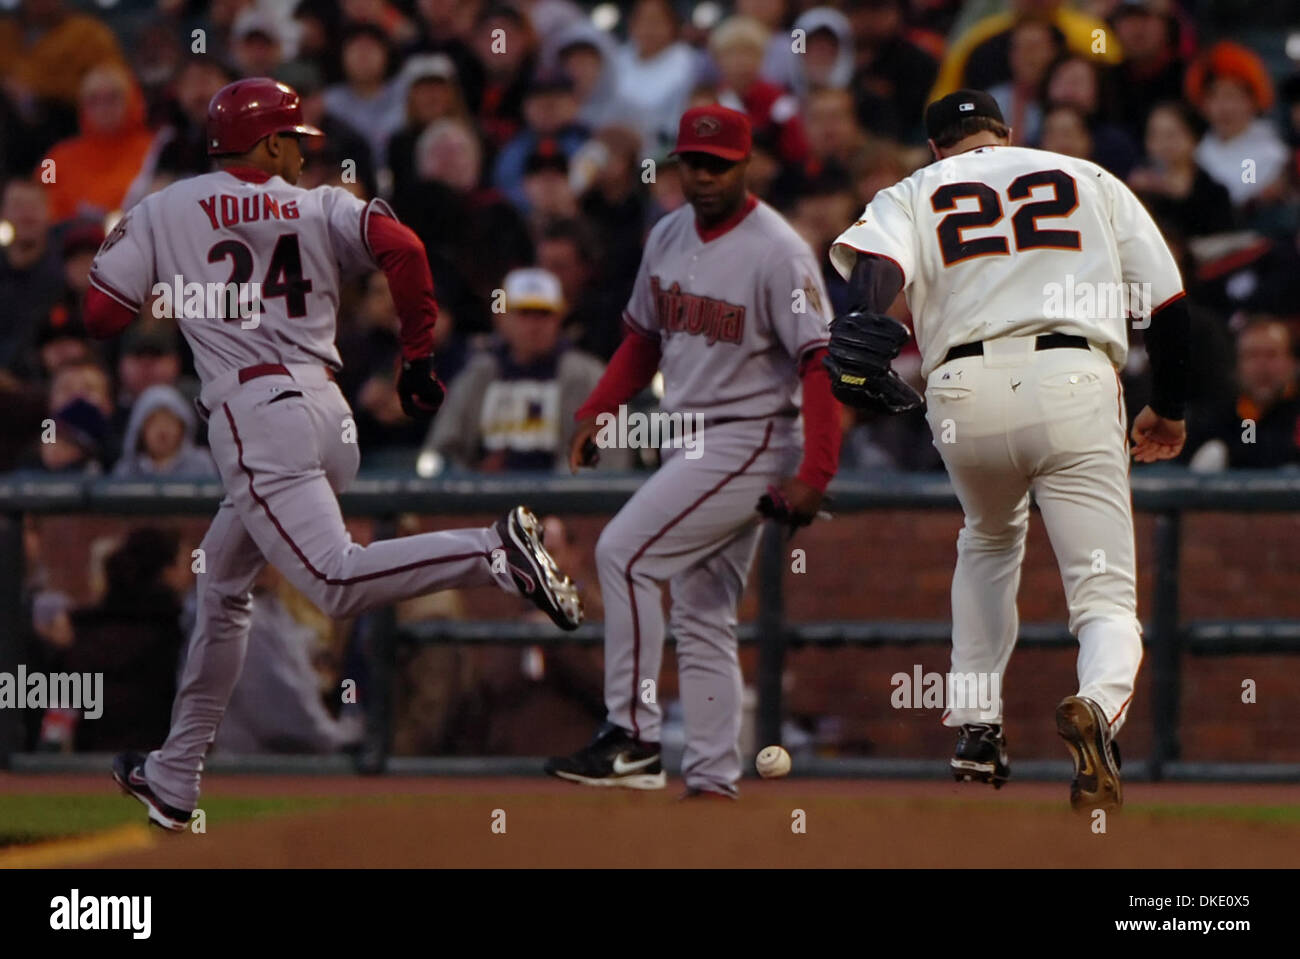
[{"xmin": 206, "ymin": 78, "xmax": 324, "ymax": 156}]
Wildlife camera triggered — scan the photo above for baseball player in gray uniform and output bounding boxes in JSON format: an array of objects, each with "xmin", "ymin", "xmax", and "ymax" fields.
[
  {"xmin": 544, "ymin": 105, "xmax": 842, "ymax": 799},
  {"xmin": 825, "ymin": 91, "xmax": 1189, "ymax": 812},
  {"xmin": 84, "ymin": 78, "xmax": 583, "ymax": 830}
]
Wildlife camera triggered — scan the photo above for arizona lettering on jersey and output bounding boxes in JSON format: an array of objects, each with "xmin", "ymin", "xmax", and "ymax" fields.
[
  {"xmin": 625, "ymin": 199, "xmax": 831, "ymax": 420},
  {"xmin": 650, "ymin": 276, "xmax": 746, "ymax": 345},
  {"xmin": 90, "ymin": 169, "xmax": 393, "ymax": 387},
  {"xmin": 830, "ymin": 145, "xmax": 1183, "ymax": 378}
]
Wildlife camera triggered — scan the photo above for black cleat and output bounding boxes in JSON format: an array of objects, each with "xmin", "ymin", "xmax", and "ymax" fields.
[
  {"xmin": 544, "ymin": 722, "xmax": 666, "ymax": 790},
  {"xmin": 495, "ymin": 506, "xmax": 583, "ymax": 631},
  {"xmin": 951, "ymin": 723, "xmax": 1011, "ymax": 788},
  {"xmin": 1056, "ymin": 695, "xmax": 1123, "ymax": 812},
  {"xmin": 112, "ymin": 751, "xmax": 192, "ymax": 832}
]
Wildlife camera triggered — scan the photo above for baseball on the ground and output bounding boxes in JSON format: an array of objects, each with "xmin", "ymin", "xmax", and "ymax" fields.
[{"xmin": 755, "ymin": 745, "xmax": 792, "ymax": 779}]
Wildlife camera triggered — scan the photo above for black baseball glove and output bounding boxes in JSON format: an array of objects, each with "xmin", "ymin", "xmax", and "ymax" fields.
[
  {"xmin": 397, "ymin": 355, "xmax": 446, "ymax": 420},
  {"xmin": 823, "ymin": 310, "xmax": 925, "ymax": 414}
]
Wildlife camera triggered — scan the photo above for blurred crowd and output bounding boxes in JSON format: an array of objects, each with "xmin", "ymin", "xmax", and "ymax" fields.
[
  {"xmin": 2, "ymin": 0, "xmax": 1300, "ymax": 478},
  {"xmin": 5, "ymin": 0, "xmax": 1300, "ymax": 757}
]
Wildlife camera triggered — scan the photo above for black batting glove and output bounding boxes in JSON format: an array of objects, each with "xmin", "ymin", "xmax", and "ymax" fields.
[{"xmin": 397, "ymin": 354, "xmax": 446, "ymax": 420}]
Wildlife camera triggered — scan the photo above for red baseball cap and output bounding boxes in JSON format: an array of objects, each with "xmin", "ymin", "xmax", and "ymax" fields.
[{"xmin": 670, "ymin": 105, "xmax": 752, "ymax": 162}]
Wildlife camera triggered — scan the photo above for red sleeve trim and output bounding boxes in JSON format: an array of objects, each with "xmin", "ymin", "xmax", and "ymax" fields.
[
  {"xmin": 1151, "ymin": 290, "xmax": 1186, "ymax": 315},
  {"xmin": 793, "ymin": 336, "xmax": 831, "ymax": 362},
  {"xmin": 622, "ymin": 310, "xmax": 657, "ymax": 339},
  {"xmin": 360, "ymin": 197, "xmax": 398, "ymax": 265},
  {"xmin": 84, "ymin": 286, "xmax": 137, "ymax": 339},
  {"xmin": 89, "ymin": 274, "xmax": 140, "ymax": 312}
]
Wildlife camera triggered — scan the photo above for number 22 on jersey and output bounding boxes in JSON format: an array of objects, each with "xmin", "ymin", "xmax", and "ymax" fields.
[{"xmin": 931, "ymin": 170, "xmax": 1080, "ymax": 266}]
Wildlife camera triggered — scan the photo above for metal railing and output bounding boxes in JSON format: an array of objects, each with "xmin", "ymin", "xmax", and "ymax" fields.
[{"xmin": 2, "ymin": 469, "xmax": 1299, "ymax": 779}]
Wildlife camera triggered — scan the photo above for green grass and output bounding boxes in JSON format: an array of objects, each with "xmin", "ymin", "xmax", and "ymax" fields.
[
  {"xmin": 4, "ymin": 791, "xmax": 1296, "ymax": 848},
  {"xmin": 0, "ymin": 794, "xmax": 348, "ymax": 847}
]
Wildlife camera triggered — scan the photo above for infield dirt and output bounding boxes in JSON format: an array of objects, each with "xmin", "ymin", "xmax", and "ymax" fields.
[{"xmin": 4, "ymin": 775, "xmax": 1296, "ymax": 868}]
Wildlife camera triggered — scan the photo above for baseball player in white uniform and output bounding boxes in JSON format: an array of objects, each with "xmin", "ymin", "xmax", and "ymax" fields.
[
  {"xmin": 544, "ymin": 105, "xmax": 842, "ymax": 799},
  {"xmin": 84, "ymin": 79, "xmax": 583, "ymax": 830},
  {"xmin": 826, "ymin": 90, "xmax": 1189, "ymax": 811}
]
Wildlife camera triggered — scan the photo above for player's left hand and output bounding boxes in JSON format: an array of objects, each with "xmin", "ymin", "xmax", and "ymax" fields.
[
  {"xmin": 824, "ymin": 310, "xmax": 925, "ymax": 414},
  {"xmin": 396, "ymin": 355, "xmax": 445, "ymax": 420},
  {"xmin": 757, "ymin": 478, "xmax": 823, "ymax": 530},
  {"xmin": 1130, "ymin": 406, "xmax": 1186, "ymax": 463}
]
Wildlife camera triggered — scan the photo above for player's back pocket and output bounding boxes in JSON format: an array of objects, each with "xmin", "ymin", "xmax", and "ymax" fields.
[
  {"xmin": 225, "ymin": 384, "xmax": 323, "ymax": 478},
  {"xmin": 925, "ymin": 385, "xmax": 984, "ymax": 466},
  {"xmin": 1037, "ymin": 369, "xmax": 1108, "ymax": 452}
]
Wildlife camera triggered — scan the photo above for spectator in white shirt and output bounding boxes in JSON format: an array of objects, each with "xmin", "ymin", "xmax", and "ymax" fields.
[
  {"xmin": 323, "ymin": 22, "xmax": 407, "ymax": 172},
  {"xmin": 1188, "ymin": 41, "xmax": 1289, "ymax": 211},
  {"xmin": 614, "ymin": 0, "xmax": 702, "ymax": 156}
]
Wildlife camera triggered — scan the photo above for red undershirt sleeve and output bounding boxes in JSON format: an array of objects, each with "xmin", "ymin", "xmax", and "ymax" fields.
[
  {"xmin": 367, "ymin": 213, "xmax": 437, "ymax": 361},
  {"xmin": 84, "ymin": 286, "xmax": 137, "ymax": 339},
  {"xmin": 796, "ymin": 347, "xmax": 842, "ymax": 493},
  {"xmin": 575, "ymin": 323, "xmax": 663, "ymax": 421}
]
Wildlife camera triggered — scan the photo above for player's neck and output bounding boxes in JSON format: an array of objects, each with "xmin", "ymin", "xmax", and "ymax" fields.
[
  {"xmin": 694, "ymin": 193, "xmax": 757, "ymax": 242},
  {"xmin": 217, "ymin": 161, "xmax": 275, "ymax": 183},
  {"xmin": 939, "ymin": 134, "xmax": 1005, "ymax": 158}
]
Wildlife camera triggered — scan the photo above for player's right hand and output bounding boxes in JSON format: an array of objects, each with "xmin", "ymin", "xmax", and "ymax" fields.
[
  {"xmin": 1130, "ymin": 406, "xmax": 1186, "ymax": 463},
  {"xmin": 756, "ymin": 478, "xmax": 822, "ymax": 530},
  {"xmin": 568, "ymin": 417, "xmax": 601, "ymax": 473},
  {"xmin": 396, "ymin": 355, "xmax": 445, "ymax": 421}
]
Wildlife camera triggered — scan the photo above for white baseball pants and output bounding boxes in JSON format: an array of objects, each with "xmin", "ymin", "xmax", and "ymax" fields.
[
  {"xmin": 595, "ymin": 418, "xmax": 801, "ymax": 794},
  {"xmin": 926, "ymin": 337, "xmax": 1143, "ymax": 737},
  {"xmin": 146, "ymin": 367, "xmax": 515, "ymax": 810}
]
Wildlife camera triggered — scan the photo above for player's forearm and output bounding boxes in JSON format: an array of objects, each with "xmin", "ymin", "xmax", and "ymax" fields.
[
  {"xmin": 575, "ymin": 322, "xmax": 662, "ymax": 421},
  {"xmin": 1143, "ymin": 293, "xmax": 1190, "ymax": 420},
  {"xmin": 796, "ymin": 348, "xmax": 842, "ymax": 493},
  {"xmin": 368, "ymin": 214, "xmax": 437, "ymax": 361},
  {"xmin": 848, "ymin": 254, "xmax": 904, "ymax": 315},
  {"xmin": 84, "ymin": 286, "xmax": 136, "ymax": 339}
]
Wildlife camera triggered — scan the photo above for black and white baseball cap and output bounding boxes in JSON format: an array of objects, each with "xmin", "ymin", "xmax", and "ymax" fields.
[{"xmin": 924, "ymin": 89, "xmax": 1005, "ymax": 141}]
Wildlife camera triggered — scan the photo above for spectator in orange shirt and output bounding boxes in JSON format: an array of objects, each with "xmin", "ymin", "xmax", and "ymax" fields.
[{"xmin": 41, "ymin": 63, "xmax": 156, "ymax": 224}]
